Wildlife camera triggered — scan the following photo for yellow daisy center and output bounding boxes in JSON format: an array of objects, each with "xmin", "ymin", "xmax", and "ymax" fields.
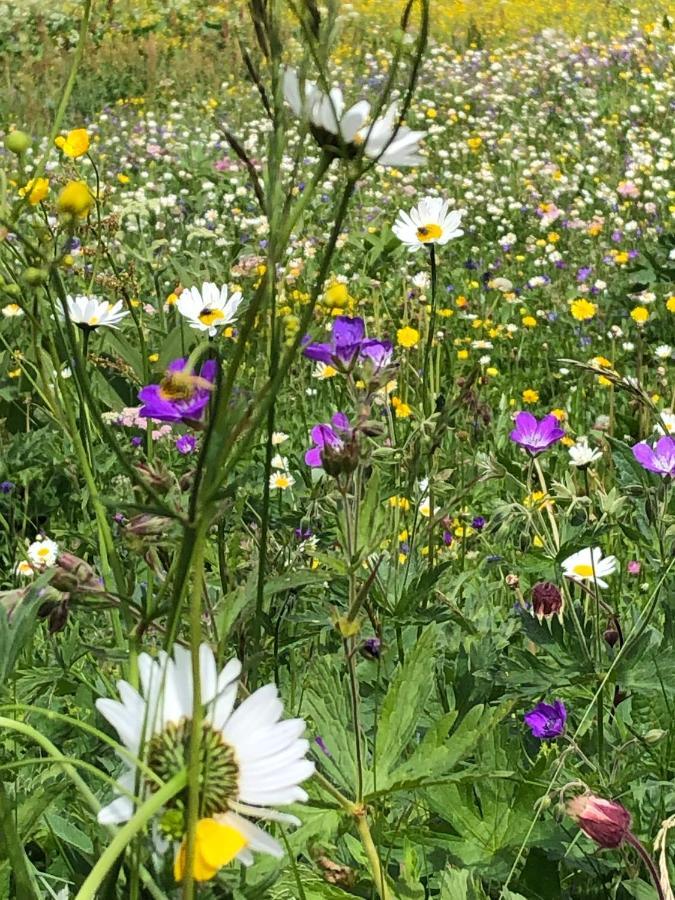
[
  {"xmin": 88, "ymin": 315, "xmax": 100, "ymax": 326},
  {"xmin": 199, "ymin": 308, "xmax": 225, "ymax": 327},
  {"xmin": 416, "ymin": 223, "xmax": 442, "ymax": 242},
  {"xmin": 573, "ymin": 563, "xmax": 594, "ymax": 577},
  {"xmin": 174, "ymin": 818, "xmax": 248, "ymax": 883},
  {"xmin": 37, "ymin": 547, "xmax": 50, "ymax": 558}
]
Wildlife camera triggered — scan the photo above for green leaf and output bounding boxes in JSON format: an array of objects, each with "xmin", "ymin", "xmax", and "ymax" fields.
[
  {"xmin": 45, "ymin": 811, "xmax": 94, "ymax": 854},
  {"xmin": 303, "ymin": 656, "xmax": 357, "ymax": 792},
  {"xmin": 375, "ymin": 624, "xmax": 439, "ymax": 781}
]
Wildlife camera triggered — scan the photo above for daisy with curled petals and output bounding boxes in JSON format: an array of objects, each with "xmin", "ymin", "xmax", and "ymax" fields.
[
  {"xmin": 176, "ymin": 282, "xmax": 243, "ymax": 337},
  {"xmin": 393, "ymin": 196, "xmax": 466, "ymax": 251},
  {"xmin": 562, "ymin": 547, "xmax": 618, "ymax": 590},
  {"xmin": 283, "ymin": 68, "xmax": 426, "ymax": 168},
  {"xmin": 63, "ymin": 294, "xmax": 129, "ymax": 330},
  {"xmin": 96, "ymin": 643, "xmax": 314, "ymax": 882}
]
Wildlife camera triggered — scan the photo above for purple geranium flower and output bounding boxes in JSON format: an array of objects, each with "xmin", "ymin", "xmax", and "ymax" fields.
[
  {"xmin": 139, "ymin": 358, "xmax": 217, "ymax": 424},
  {"xmin": 524, "ymin": 700, "xmax": 567, "ymax": 739},
  {"xmin": 360, "ymin": 338, "xmax": 393, "ymax": 371},
  {"xmin": 303, "ymin": 316, "xmax": 365, "ymax": 367},
  {"xmin": 510, "ymin": 412, "xmax": 565, "ymax": 454},
  {"xmin": 175, "ymin": 434, "xmax": 198, "ymax": 455},
  {"xmin": 305, "ymin": 413, "xmax": 352, "ymax": 468},
  {"xmin": 632, "ymin": 436, "xmax": 675, "ymax": 477}
]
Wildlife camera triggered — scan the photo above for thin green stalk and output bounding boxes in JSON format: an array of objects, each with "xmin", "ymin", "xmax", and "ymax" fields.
[
  {"xmin": 182, "ymin": 528, "xmax": 208, "ymax": 900},
  {"xmin": 75, "ymin": 771, "xmax": 187, "ymax": 900},
  {"xmin": 355, "ymin": 812, "xmax": 393, "ymax": 900},
  {"xmin": 0, "ymin": 780, "xmax": 41, "ymax": 900},
  {"xmin": 423, "ymin": 242, "xmax": 437, "ymax": 417}
]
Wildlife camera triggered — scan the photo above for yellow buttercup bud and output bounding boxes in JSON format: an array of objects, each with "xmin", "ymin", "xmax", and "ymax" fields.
[{"xmin": 57, "ymin": 181, "xmax": 94, "ymax": 217}]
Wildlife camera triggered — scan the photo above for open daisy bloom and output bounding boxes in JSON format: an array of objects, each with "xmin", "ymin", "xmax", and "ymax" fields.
[
  {"xmin": 96, "ymin": 643, "xmax": 314, "ymax": 882},
  {"xmin": 283, "ymin": 68, "xmax": 426, "ymax": 167},
  {"xmin": 562, "ymin": 546, "xmax": 618, "ymax": 590},
  {"xmin": 63, "ymin": 294, "xmax": 129, "ymax": 330},
  {"xmin": 392, "ymin": 196, "xmax": 465, "ymax": 251},
  {"xmin": 176, "ymin": 282, "xmax": 243, "ymax": 337}
]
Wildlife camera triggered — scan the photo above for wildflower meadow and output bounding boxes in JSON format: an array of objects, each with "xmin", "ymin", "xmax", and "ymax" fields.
[{"xmin": 1, "ymin": 1, "xmax": 674, "ymax": 898}]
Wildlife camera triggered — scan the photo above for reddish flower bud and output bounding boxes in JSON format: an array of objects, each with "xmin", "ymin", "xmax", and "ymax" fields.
[
  {"xmin": 531, "ymin": 581, "xmax": 564, "ymax": 621},
  {"xmin": 567, "ymin": 794, "xmax": 631, "ymax": 848}
]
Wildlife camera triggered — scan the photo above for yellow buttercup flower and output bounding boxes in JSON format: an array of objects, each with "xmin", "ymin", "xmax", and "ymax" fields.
[
  {"xmin": 630, "ymin": 306, "xmax": 649, "ymax": 325},
  {"xmin": 56, "ymin": 181, "xmax": 94, "ymax": 217},
  {"xmin": 570, "ymin": 299, "xmax": 597, "ymax": 321},
  {"xmin": 396, "ymin": 326, "xmax": 420, "ymax": 349},
  {"xmin": 392, "ymin": 396, "xmax": 412, "ymax": 418},
  {"xmin": 522, "ymin": 389, "xmax": 539, "ymax": 404},
  {"xmin": 55, "ymin": 128, "xmax": 90, "ymax": 159},
  {"xmin": 467, "ymin": 136, "xmax": 482, "ymax": 151},
  {"xmin": 19, "ymin": 177, "xmax": 49, "ymax": 205},
  {"xmin": 174, "ymin": 818, "xmax": 248, "ymax": 883},
  {"xmin": 522, "ymin": 315, "xmax": 537, "ymax": 328},
  {"xmin": 666, "ymin": 296, "xmax": 675, "ymax": 313}
]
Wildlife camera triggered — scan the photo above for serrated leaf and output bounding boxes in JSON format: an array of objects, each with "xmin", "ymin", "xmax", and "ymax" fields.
[{"xmin": 375, "ymin": 624, "xmax": 439, "ymax": 781}]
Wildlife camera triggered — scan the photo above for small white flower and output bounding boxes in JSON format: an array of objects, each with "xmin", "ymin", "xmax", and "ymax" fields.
[
  {"xmin": 27, "ymin": 537, "xmax": 59, "ymax": 569},
  {"xmin": 63, "ymin": 295, "xmax": 129, "ymax": 330},
  {"xmin": 562, "ymin": 546, "xmax": 618, "ymax": 589},
  {"xmin": 655, "ymin": 410, "xmax": 675, "ymax": 435},
  {"xmin": 2, "ymin": 303, "xmax": 23, "ymax": 318},
  {"xmin": 15, "ymin": 559, "xmax": 34, "ymax": 578},
  {"xmin": 568, "ymin": 436, "xmax": 602, "ymax": 468},
  {"xmin": 176, "ymin": 282, "xmax": 243, "ymax": 337},
  {"xmin": 271, "ymin": 454, "xmax": 289, "ymax": 470},
  {"xmin": 655, "ymin": 344, "xmax": 672, "ymax": 360},
  {"xmin": 271, "ymin": 432, "xmax": 289, "ymax": 446},
  {"xmin": 283, "ymin": 69, "xmax": 426, "ymax": 167},
  {"xmin": 313, "ymin": 362, "xmax": 337, "ymax": 380},
  {"xmin": 269, "ymin": 472, "xmax": 295, "ymax": 491},
  {"xmin": 393, "ymin": 196, "xmax": 465, "ymax": 252}
]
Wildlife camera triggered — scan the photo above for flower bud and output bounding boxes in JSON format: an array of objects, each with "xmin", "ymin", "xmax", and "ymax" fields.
[
  {"xmin": 505, "ymin": 573, "xmax": 520, "ymax": 589},
  {"xmin": 125, "ymin": 513, "xmax": 173, "ymax": 538},
  {"xmin": 4, "ymin": 130, "xmax": 31, "ymax": 155},
  {"xmin": 360, "ymin": 636, "xmax": 381, "ymax": 660},
  {"xmin": 21, "ymin": 267, "xmax": 48, "ymax": 287},
  {"xmin": 531, "ymin": 581, "xmax": 563, "ymax": 620},
  {"xmin": 603, "ymin": 626, "xmax": 619, "ymax": 647},
  {"xmin": 56, "ymin": 181, "xmax": 94, "ymax": 217},
  {"xmin": 566, "ymin": 794, "xmax": 631, "ymax": 848}
]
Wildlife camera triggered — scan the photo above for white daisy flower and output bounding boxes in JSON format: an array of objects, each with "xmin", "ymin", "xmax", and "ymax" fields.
[
  {"xmin": 63, "ymin": 295, "xmax": 129, "ymax": 329},
  {"xmin": 26, "ymin": 536, "xmax": 59, "ymax": 569},
  {"xmin": 568, "ymin": 437, "xmax": 602, "ymax": 468},
  {"xmin": 655, "ymin": 344, "xmax": 672, "ymax": 360},
  {"xmin": 392, "ymin": 196, "xmax": 466, "ymax": 251},
  {"xmin": 283, "ymin": 68, "xmax": 426, "ymax": 167},
  {"xmin": 269, "ymin": 472, "xmax": 295, "ymax": 491},
  {"xmin": 96, "ymin": 644, "xmax": 314, "ymax": 882},
  {"xmin": 176, "ymin": 282, "xmax": 243, "ymax": 337},
  {"xmin": 2, "ymin": 303, "xmax": 23, "ymax": 318},
  {"xmin": 562, "ymin": 547, "xmax": 618, "ymax": 589},
  {"xmin": 655, "ymin": 410, "xmax": 675, "ymax": 435},
  {"xmin": 271, "ymin": 432, "xmax": 289, "ymax": 446},
  {"xmin": 15, "ymin": 559, "xmax": 34, "ymax": 578},
  {"xmin": 313, "ymin": 362, "xmax": 338, "ymax": 380},
  {"xmin": 271, "ymin": 454, "xmax": 289, "ymax": 470}
]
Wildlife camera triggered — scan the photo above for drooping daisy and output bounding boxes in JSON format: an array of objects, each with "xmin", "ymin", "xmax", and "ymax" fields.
[
  {"xmin": 2, "ymin": 303, "xmax": 23, "ymax": 318},
  {"xmin": 283, "ymin": 68, "xmax": 425, "ymax": 167},
  {"xmin": 562, "ymin": 547, "xmax": 618, "ymax": 590},
  {"xmin": 26, "ymin": 536, "xmax": 59, "ymax": 570},
  {"xmin": 15, "ymin": 559, "xmax": 34, "ymax": 578},
  {"xmin": 655, "ymin": 410, "xmax": 675, "ymax": 435},
  {"xmin": 63, "ymin": 295, "xmax": 129, "ymax": 330},
  {"xmin": 96, "ymin": 644, "xmax": 314, "ymax": 882},
  {"xmin": 176, "ymin": 283, "xmax": 243, "ymax": 337},
  {"xmin": 392, "ymin": 197, "xmax": 465, "ymax": 251}
]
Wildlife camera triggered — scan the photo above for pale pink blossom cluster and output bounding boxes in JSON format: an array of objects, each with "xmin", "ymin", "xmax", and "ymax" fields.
[{"xmin": 102, "ymin": 407, "xmax": 173, "ymax": 440}]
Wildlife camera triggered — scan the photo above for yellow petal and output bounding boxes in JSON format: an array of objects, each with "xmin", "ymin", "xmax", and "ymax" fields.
[{"xmin": 173, "ymin": 818, "xmax": 248, "ymax": 883}]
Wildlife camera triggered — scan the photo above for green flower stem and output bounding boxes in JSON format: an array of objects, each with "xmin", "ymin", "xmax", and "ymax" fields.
[
  {"xmin": 533, "ymin": 457, "xmax": 560, "ymax": 549},
  {"xmin": 182, "ymin": 526, "xmax": 208, "ymax": 900},
  {"xmin": 355, "ymin": 810, "xmax": 393, "ymax": 900},
  {"xmin": 625, "ymin": 832, "xmax": 666, "ymax": 900},
  {"xmin": 423, "ymin": 242, "xmax": 437, "ymax": 418},
  {"xmin": 0, "ymin": 780, "xmax": 41, "ymax": 900},
  {"xmin": 75, "ymin": 771, "xmax": 187, "ymax": 900}
]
